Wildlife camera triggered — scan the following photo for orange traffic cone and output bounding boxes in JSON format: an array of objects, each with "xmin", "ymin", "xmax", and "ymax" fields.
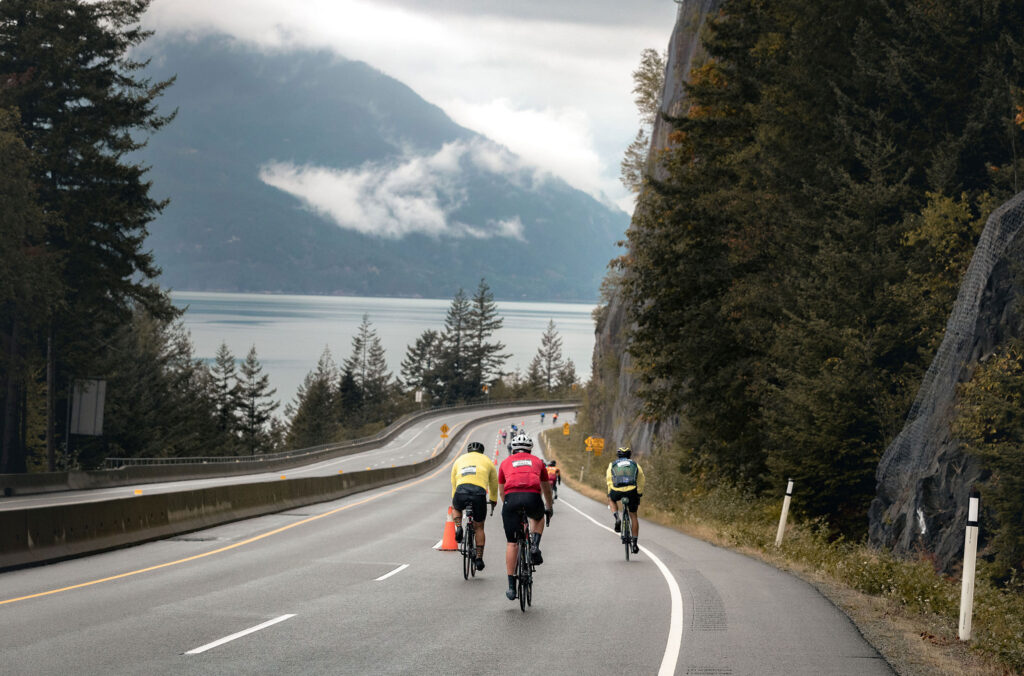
[{"xmin": 440, "ymin": 507, "xmax": 459, "ymax": 551}]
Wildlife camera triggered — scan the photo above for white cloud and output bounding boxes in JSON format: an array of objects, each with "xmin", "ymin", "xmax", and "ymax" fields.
[
  {"xmin": 259, "ymin": 140, "xmax": 530, "ymax": 240},
  {"xmin": 143, "ymin": 0, "xmax": 671, "ymax": 212},
  {"xmin": 444, "ymin": 98, "xmax": 615, "ymax": 201}
]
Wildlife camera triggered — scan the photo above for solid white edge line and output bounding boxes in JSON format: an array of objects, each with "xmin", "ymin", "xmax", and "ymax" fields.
[
  {"xmin": 432, "ymin": 539, "xmax": 443, "ymax": 549},
  {"xmin": 560, "ymin": 498, "xmax": 684, "ymax": 676},
  {"xmin": 375, "ymin": 563, "xmax": 410, "ymax": 581},
  {"xmin": 185, "ymin": 614, "xmax": 296, "ymax": 655}
]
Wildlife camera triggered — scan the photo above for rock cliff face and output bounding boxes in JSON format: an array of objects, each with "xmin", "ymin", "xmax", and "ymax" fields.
[
  {"xmin": 870, "ymin": 191, "xmax": 1024, "ymax": 569},
  {"xmin": 588, "ymin": 0, "xmax": 721, "ymax": 453}
]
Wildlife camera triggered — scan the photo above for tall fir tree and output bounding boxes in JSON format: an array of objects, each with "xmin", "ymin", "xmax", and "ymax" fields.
[
  {"xmin": 435, "ymin": 289, "xmax": 472, "ymax": 403},
  {"xmin": 467, "ymin": 279, "xmax": 509, "ymax": 395},
  {"xmin": 342, "ymin": 315, "xmax": 392, "ymax": 421},
  {"xmin": 210, "ymin": 342, "xmax": 242, "ymax": 451},
  {"xmin": 0, "ymin": 107, "xmax": 59, "ymax": 472},
  {"xmin": 0, "ymin": 0, "xmax": 176, "ymax": 471},
  {"xmin": 532, "ymin": 321, "xmax": 565, "ymax": 393},
  {"xmin": 287, "ymin": 348, "xmax": 338, "ymax": 448},
  {"xmin": 237, "ymin": 346, "xmax": 278, "ymax": 455},
  {"xmin": 400, "ymin": 329, "xmax": 440, "ymax": 394}
]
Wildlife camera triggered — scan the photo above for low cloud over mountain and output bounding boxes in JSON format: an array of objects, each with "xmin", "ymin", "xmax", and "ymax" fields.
[{"xmin": 137, "ymin": 35, "xmax": 627, "ymax": 300}]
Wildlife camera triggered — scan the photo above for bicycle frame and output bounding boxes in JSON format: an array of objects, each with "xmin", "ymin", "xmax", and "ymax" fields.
[
  {"xmin": 620, "ymin": 497, "xmax": 632, "ymax": 561},
  {"xmin": 515, "ymin": 508, "xmax": 534, "ymax": 611},
  {"xmin": 460, "ymin": 503, "xmax": 477, "ymax": 580}
]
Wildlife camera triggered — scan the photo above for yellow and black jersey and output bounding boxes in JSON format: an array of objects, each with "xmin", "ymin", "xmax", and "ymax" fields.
[{"xmin": 451, "ymin": 452, "xmax": 499, "ymax": 502}]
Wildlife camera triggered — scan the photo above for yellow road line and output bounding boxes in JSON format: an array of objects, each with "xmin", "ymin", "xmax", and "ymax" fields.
[{"xmin": 1, "ymin": 428, "xmax": 480, "ymax": 607}]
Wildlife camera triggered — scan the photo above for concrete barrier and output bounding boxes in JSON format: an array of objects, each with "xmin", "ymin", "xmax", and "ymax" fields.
[{"xmin": 0, "ymin": 405, "xmax": 573, "ymax": 571}]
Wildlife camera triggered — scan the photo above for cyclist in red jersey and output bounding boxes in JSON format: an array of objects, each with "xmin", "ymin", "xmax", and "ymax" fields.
[{"xmin": 498, "ymin": 433, "xmax": 553, "ymax": 601}]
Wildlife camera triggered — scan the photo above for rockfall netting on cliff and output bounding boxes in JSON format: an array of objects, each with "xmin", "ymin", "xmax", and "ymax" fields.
[{"xmin": 871, "ymin": 189, "xmax": 1024, "ymax": 565}]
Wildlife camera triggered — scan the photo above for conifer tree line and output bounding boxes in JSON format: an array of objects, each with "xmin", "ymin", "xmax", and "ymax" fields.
[
  {"xmin": 286, "ymin": 280, "xmax": 579, "ymax": 449},
  {"xmin": 610, "ymin": 0, "xmax": 1024, "ymax": 561},
  {"xmin": 0, "ymin": 4, "xmax": 577, "ymax": 471}
]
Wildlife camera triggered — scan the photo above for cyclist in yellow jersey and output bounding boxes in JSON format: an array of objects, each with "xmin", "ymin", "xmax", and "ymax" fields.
[
  {"xmin": 451, "ymin": 441, "xmax": 499, "ymax": 570},
  {"xmin": 607, "ymin": 446, "xmax": 645, "ymax": 554}
]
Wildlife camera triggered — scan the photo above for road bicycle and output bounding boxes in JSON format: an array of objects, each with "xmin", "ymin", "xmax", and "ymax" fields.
[
  {"xmin": 459, "ymin": 502, "xmax": 478, "ymax": 580},
  {"xmin": 513, "ymin": 507, "xmax": 534, "ymax": 610},
  {"xmin": 620, "ymin": 496, "xmax": 632, "ymax": 561}
]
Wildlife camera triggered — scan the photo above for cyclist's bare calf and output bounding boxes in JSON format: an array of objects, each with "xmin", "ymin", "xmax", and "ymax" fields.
[
  {"xmin": 452, "ymin": 509, "xmax": 487, "ymax": 554},
  {"xmin": 609, "ymin": 498, "xmax": 640, "ymax": 537}
]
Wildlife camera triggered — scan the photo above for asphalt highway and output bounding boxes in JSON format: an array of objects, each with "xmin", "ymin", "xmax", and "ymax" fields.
[
  {"xmin": 0, "ymin": 404, "xmax": 559, "ymax": 512},
  {"xmin": 0, "ymin": 414, "xmax": 893, "ymax": 675}
]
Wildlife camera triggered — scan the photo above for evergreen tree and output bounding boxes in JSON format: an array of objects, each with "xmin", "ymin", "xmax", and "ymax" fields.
[
  {"xmin": 400, "ymin": 329, "xmax": 440, "ymax": 393},
  {"xmin": 621, "ymin": 48, "xmax": 666, "ymax": 193},
  {"xmin": 532, "ymin": 321, "xmax": 565, "ymax": 393},
  {"xmin": 287, "ymin": 348, "xmax": 339, "ymax": 448},
  {"xmin": 557, "ymin": 358, "xmax": 579, "ymax": 391},
  {"xmin": 237, "ymin": 346, "xmax": 278, "ymax": 455},
  {"xmin": 342, "ymin": 315, "xmax": 392, "ymax": 420},
  {"xmin": 211, "ymin": 342, "xmax": 242, "ymax": 449},
  {"xmin": 526, "ymin": 355, "xmax": 545, "ymax": 394},
  {"xmin": 954, "ymin": 338, "xmax": 1024, "ymax": 579},
  {"xmin": 336, "ymin": 366, "xmax": 363, "ymax": 429},
  {"xmin": 467, "ymin": 279, "xmax": 509, "ymax": 394},
  {"xmin": 79, "ymin": 307, "xmax": 223, "ymax": 464},
  {"xmin": 0, "ymin": 0, "xmax": 177, "ymax": 470},
  {"xmin": 0, "ymin": 107, "xmax": 59, "ymax": 472},
  {"xmin": 435, "ymin": 289, "xmax": 473, "ymax": 402}
]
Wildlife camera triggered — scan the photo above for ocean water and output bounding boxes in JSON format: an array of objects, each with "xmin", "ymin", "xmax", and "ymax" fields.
[{"xmin": 172, "ymin": 292, "xmax": 597, "ymax": 406}]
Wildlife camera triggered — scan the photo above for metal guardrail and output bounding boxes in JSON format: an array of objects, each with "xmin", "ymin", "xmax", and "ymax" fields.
[{"xmin": 103, "ymin": 398, "xmax": 580, "ymax": 469}]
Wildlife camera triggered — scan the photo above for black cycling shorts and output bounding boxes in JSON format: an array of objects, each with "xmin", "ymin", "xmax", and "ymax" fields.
[
  {"xmin": 608, "ymin": 489, "xmax": 640, "ymax": 513},
  {"xmin": 452, "ymin": 484, "xmax": 488, "ymax": 522},
  {"xmin": 501, "ymin": 491, "xmax": 545, "ymax": 543}
]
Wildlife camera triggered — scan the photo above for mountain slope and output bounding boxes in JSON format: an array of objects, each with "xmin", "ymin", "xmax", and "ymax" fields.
[{"xmin": 137, "ymin": 35, "xmax": 626, "ymax": 300}]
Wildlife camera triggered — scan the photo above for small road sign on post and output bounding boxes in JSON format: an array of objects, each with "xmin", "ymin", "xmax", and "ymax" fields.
[
  {"xmin": 562, "ymin": 422, "xmax": 570, "ymax": 436},
  {"xmin": 590, "ymin": 436, "xmax": 604, "ymax": 456},
  {"xmin": 440, "ymin": 423, "xmax": 449, "ymax": 439}
]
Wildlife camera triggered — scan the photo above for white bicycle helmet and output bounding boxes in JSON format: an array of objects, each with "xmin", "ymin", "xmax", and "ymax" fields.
[{"xmin": 509, "ymin": 433, "xmax": 534, "ymax": 452}]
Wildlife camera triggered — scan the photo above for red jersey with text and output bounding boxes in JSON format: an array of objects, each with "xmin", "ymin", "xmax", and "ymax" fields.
[{"xmin": 498, "ymin": 453, "xmax": 549, "ymax": 494}]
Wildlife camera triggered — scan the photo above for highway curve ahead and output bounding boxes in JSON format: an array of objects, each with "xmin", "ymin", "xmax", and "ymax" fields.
[{"xmin": 0, "ymin": 413, "xmax": 893, "ymax": 675}]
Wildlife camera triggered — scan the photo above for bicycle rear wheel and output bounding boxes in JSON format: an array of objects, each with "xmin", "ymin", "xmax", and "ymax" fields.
[
  {"xmin": 622, "ymin": 507, "xmax": 632, "ymax": 561},
  {"xmin": 518, "ymin": 543, "xmax": 529, "ymax": 612},
  {"xmin": 468, "ymin": 524, "xmax": 476, "ymax": 578},
  {"xmin": 462, "ymin": 539, "xmax": 471, "ymax": 580}
]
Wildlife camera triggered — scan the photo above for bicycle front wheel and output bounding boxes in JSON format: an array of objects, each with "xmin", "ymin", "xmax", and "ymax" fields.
[
  {"xmin": 518, "ymin": 544, "xmax": 529, "ymax": 612},
  {"xmin": 622, "ymin": 510, "xmax": 632, "ymax": 561}
]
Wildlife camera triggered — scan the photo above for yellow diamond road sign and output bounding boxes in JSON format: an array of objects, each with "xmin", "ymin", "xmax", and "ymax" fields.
[{"xmin": 562, "ymin": 422, "xmax": 570, "ymax": 436}]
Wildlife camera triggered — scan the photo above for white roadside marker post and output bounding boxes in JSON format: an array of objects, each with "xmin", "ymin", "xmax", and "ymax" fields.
[
  {"xmin": 775, "ymin": 479, "xmax": 794, "ymax": 547},
  {"xmin": 958, "ymin": 493, "xmax": 980, "ymax": 641}
]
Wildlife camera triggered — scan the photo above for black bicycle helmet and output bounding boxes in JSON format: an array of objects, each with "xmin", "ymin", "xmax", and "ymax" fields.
[
  {"xmin": 616, "ymin": 446, "xmax": 632, "ymax": 458},
  {"xmin": 467, "ymin": 441, "xmax": 485, "ymax": 453}
]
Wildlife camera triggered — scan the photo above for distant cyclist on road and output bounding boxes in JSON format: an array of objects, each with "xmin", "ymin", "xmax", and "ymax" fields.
[
  {"xmin": 451, "ymin": 441, "xmax": 499, "ymax": 571},
  {"xmin": 547, "ymin": 460, "xmax": 561, "ymax": 499},
  {"xmin": 607, "ymin": 447, "xmax": 645, "ymax": 555},
  {"xmin": 498, "ymin": 433, "xmax": 553, "ymax": 600}
]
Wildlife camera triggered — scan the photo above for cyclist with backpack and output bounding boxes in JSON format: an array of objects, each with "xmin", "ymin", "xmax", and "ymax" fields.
[
  {"xmin": 607, "ymin": 446, "xmax": 645, "ymax": 555},
  {"xmin": 451, "ymin": 441, "xmax": 499, "ymax": 571}
]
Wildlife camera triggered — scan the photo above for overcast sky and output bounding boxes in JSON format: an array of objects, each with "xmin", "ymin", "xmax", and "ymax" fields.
[{"xmin": 143, "ymin": 0, "xmax": 679, "ymax": 214}]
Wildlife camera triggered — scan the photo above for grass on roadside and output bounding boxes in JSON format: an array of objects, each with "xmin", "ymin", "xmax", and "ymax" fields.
[{"xmin": 541, "ymin": 426, "xmax": 1024, "ymax": 676}]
